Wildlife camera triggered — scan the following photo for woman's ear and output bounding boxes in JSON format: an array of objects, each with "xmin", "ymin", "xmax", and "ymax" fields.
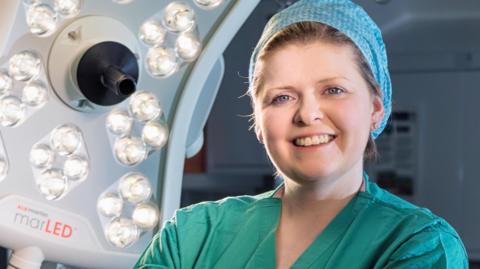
[
  {"xmin": 255, "ymin": 125, "xmax": 264, "ymax": 144},
  {"xmin": 371, "ymin": 95, "xmax": 385, "ymax": 127}
]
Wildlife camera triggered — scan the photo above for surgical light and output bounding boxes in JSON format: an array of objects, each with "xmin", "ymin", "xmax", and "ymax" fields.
[
  {"xmin": 36, "ymin": 169, "xmax": 68, "ymax": 200},
  {"xmin": 162, "ymin": 1, "xmax": 196, "ymax": 33},
  {"xmin": 128, "ymin": 91, "xmax": 162, "ymax": 122},
  {"xmin": 8, "ymin": 50, "xmax": 41, "ymax": 82},
  {"xmin": 175, "ymin": 31, "xmax": 202, "ymax": 61},
  {"xmin": 132, "ymin": 202, "xmax": 160, "ymax": 230},
  {"xmin": 21, "ymin": 80, "xmax": 48, "ymax": 107},
  {"xmin": 97, "ymin": 192, "xmax": 124, "ymax": 218},
  {"xmin": 193, "ymin": 0, "xmax": 224, "ymax": 9},
  {"xmin": 106, "ymin": 110, "xmax": 134, "ymax": 136},
  {"xmin": 118, "ymin": 172, "xmax": 152, "ymax": 204},
  {"xmin": 26, "ymin": 3, "xmax": 58, "ymax": 37},
  {"xmin": 0, "ymin": 96, "xmax": 26, "ymax": 127},
  {"xmin": 141, "ymin": 121, "xmax": 169, "ymax": 149},
  {"xmin": 105, "ymin": 218, "xmax": 139, "ymax": 248},
  {"xmin": 63, "ymin": 155, "xmax": 89, "ymax": 181},
  {"xmin": 146, "ymin": 47, "xmax": 179, "ymax": 79},
  {"xmin": 139, "ymin": 20, "xmax": 167, "ymax": 47},
  {"xmin": 54, "ymin": 0, "xmax": 82, "ymax": 18},
  {"xmin": 50, "ymin": 124, "xmax": 82, "ymax": 156},
  {"xmin": 0, "ymin": 0, "xmax": 260, "ymax": 266},
  {"xmin": 0, "ymin": 71, "xmax": 13, "ymax": 94},
  {"xmin": 29, "ymin": 143, "xmax": 55, "ymax": 168},
  {"xmin": 114, "ymin": 136, "xmax": 147, "ymax": 166}
]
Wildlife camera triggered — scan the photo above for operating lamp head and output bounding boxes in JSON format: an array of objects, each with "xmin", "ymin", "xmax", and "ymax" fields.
[{"xmin": 0, "ymin": 0, "xmax": 240, "ymax": 267}]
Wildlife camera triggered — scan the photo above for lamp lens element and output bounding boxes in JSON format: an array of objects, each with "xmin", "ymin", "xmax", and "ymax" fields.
[
  {"xmin": 118, "ymin": 172, "xmax": 152, "ymax": 203},
  {"xmin": 162, "ymin": 1, "xmax": 195, "ymax": 32},
  {"xmin": 129, "ymin": 92, "xmax": 161, "ymax": 122},
  {"xmin": 36, "ymin": 169, "xmax": 67, "ymax": 200},
  {"xmin": 105, "ymin": 218, "xmax": 139, "ymax": 248},
  {"xmin": 0, "ymin": 96, "xmax": 26, "ymax": 127},
  {"xmin": 26, "ymin": 3, "xmax": 58, "ymax": 37},
  {"xmin": 54, "ymin": 0, "xmax": 82, "ymax": 18},
  {"xmin": 63, "ymin": 155, "xmax": 89, "ymax": 181},
  {"xmin": 142, "ymin": 121, "xmax": 168, "ymax": 149},
  {"xmin": 8, "ymin": 51, "xmax": 41, "ymax": 82},
  {"xmin": 132, "ymin": 202, "xmax": 160, "ymax": 230},
  {"xmin": 146, "ymin": 47, "xmax": 178, "ymax": 78},
  {"xmin": 22, "ymin": 80, "xmax": 48, "ymax": 107},
  {"xmin": 30, "ymin": 143, "xmax": 55, "ymax": 168},
  {"xmin": 106, "ymin": 110, "xmax": 133, "ymax": 136},
  {"xmin": 50, "ymin": 124, "xmax": 82, "ymax": 156},
  {"xmin": 97, "ymin": 192, "xmax": 124, "ymax": 217},
  {"xmin": 175, "ymin": 32, "xmax": 202, "ymax": 61},
  {"xmin": 139, "ymin": 20, "xmax": 167, "ymax": 47},
  {"xmin": 114, "ymin": 137, "xmax": 147, "ymax": 166},
  {"xmin": 193, "ymin": 0, "xmax": 224, "ymax": 9}
]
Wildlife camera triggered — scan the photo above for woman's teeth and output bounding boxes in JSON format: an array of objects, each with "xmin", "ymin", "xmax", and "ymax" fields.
[{"xmin": 294, "ymin": 135, "xmax": 334, "ymax": 146}]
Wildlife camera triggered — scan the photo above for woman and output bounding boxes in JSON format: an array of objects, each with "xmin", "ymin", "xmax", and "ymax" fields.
[{"xmin": 135, "ymin": 0, "xmax": 468, "ymax": 268}]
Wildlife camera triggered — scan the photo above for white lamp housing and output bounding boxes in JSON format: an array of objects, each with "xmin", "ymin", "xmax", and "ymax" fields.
[{"xmin": 0, "ymin": 0, "xmax": 260, "ymax": 268}]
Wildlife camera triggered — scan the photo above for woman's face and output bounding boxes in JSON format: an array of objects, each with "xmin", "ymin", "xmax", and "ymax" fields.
[{"xmin": 254, "ymin": 41, "xmax": 384, "ymax": 184}]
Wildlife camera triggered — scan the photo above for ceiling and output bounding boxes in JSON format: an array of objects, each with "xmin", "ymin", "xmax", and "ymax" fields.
[{"xmin": 354, "ymin": 0, "xmax": 480, "ymax": 52}]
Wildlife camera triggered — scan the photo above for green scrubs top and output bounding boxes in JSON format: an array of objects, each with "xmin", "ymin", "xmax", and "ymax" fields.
[{"xmin": 135, "ymin": 176, "xmax": 468, "ymax": 268}]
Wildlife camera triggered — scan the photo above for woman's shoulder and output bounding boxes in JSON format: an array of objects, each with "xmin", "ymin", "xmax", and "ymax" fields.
[
  {"xmin": 369, "ymin": 180, "xmax": 461, "ymax": 245},
  {"xmin": 173, "ymin": 189, "xmax": 278, "ymax": 226},
  {"xmin": 365, "ymin": 181, "xmax": 457, "ymax": 231},
  {"xmin": 357, "ymin": 181, "xmax": 468, "ymax": 267}
]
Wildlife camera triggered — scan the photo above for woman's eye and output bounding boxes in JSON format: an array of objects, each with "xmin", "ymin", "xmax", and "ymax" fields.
[
  {"xmin": 271, "ymin": 95, "xmax": 291, "ymax": 104},
  {"xmin": 325, "ymin": 87, "xmax": 345, "ymax": 95}
]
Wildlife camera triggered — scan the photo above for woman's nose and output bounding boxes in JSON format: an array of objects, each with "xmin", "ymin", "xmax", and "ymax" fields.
[{"xmin": 293, "ymin": 97, "xmax": 324, "ymax": 126}]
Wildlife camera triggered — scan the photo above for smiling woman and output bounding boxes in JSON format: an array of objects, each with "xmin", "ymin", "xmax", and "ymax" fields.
[
  {"xmin": 135, "ymin": 1, "xmax": 468, "ymax": 268},
  {"xmin": 253, "ymin": 39, "xmax": 382, "ymax": 186},
  {"xmin": 252, "ymin": 21, "xmax": 383, "ymax": 163}
]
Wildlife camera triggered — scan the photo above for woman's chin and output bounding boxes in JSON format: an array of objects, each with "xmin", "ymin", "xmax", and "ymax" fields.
[{"xmin": 286, "ymin": 168, "xmax": 340, "ymax": 185}]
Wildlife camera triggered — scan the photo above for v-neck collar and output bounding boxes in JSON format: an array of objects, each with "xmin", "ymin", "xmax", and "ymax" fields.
[{"xmin": 248, "ymin": 174, "xmax": 373, "ymax": 268}]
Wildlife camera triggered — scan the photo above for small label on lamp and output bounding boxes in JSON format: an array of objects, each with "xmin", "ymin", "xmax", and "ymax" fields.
[{"xmin": 0, "ymin": 195, "xmax": 101, "ymax": 248}]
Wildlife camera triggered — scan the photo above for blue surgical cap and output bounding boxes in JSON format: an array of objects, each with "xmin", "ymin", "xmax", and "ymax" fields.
[{"xmin": 249, "ymin": 0, "xmax": 391, "ymax": 139}]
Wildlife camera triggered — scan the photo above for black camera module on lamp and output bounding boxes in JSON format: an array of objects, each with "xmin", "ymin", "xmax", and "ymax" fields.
[{"xmin": 76, "ymin": 41, "xmax": 139, "ymax": 106}]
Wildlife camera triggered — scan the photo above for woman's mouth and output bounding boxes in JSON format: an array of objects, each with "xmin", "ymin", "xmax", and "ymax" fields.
[{"xmin": 293, "ymin": 134, "xmax": 336, "ymax": 147}]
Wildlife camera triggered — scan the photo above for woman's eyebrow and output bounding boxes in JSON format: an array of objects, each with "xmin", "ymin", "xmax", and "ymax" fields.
[
  {"xmin": 264, "ymin": 85, "xmax": 296, "ymax": 92},
  {"xmin": 315, "ymin": 76, "xmax": 351, "ymax": 84},
  {"xmin": 266, "ymin": 76, "xmax": 350, "ymax": 90}
]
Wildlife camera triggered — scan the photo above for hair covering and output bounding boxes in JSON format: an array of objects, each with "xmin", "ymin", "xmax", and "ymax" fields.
[{"xmin": 248, "ymin": 0, "xmax": 391, "ymax": 139}]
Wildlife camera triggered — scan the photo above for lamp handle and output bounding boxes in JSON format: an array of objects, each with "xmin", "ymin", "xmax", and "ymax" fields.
[{"xmin": 7, "ymin": 246, "xmax": 44, "ymax": 269}]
